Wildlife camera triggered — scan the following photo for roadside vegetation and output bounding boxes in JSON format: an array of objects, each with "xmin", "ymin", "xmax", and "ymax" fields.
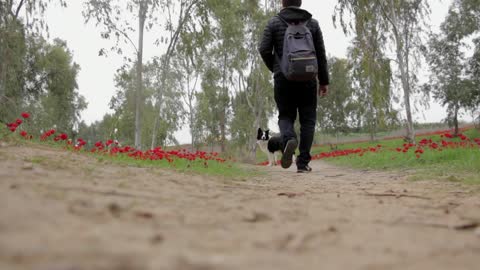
[
  {"xmin": 1, "ymin": 112, "xmax": 254, "ymax": 179},
  {"xmin": 314, "ymin": 128, "xmax": 480, "ymax": 185}
]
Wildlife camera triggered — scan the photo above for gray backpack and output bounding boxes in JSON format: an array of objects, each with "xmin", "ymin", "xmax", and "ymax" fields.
[{"xmin": 277, "ymin": 16, "xmax": 318, "ymax": 81}]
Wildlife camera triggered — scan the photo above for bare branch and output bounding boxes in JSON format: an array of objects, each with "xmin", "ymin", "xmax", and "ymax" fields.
[
  {"xmin": 112, "ymin": 24, "xmax": 139, "ymax": 53},
  {"xmin": 14, "ymin": 0, "xmax": 25, "ymax": 19}
]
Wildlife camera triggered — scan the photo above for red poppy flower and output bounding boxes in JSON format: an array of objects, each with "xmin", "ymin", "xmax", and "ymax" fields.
[
  {"xmin": 60, "ymin": 133, "xmax": 68, "ymax": 140},
  {"xmin": 415, "ymin": 149, "xmax": 424, "ymax": 154},
  {"xmin": 20, "ymin": 131, "xmax": 28, "ymax": 137},
  {"xmin": 15, "ymin": 119, "xmax": 23, "ymax": 125},
  {"xmin": 21, "ymin": 112, "xmax": 30, "ymax": 119},
  {"xmin": 7, "ymin": 123, "xmax": 17, "ymax": 128}
]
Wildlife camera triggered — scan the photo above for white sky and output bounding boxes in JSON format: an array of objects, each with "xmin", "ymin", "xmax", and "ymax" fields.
[{"xmin": 44, "ymin": 0, "xmax": 472, "ymax": 143}]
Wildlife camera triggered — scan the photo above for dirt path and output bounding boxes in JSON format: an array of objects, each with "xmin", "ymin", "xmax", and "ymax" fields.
[{"xmin": 1, "ymin": 145, "xmax": 479, "ymax": 270}]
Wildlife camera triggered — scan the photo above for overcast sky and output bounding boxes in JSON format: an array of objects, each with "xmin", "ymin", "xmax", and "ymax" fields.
[{"xmin": 44, "ymin": 0, "xmax": 469, "ymax": 142}]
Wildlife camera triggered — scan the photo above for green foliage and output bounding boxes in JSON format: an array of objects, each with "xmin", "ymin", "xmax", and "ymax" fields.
[
  {"xmin": 77, "ymin": 1, "xmax": 278, "ymax": 153},
  {"xmin": 0, "ymin": 20, "xmax": 26, "ymax": 119},
  {"xmin": 35, "ymin": 39, "xmax": 86, "ymax": 133},
  {"xmin": 79, "ymin": 60, "xmax": 184, "ymax": 148},
  {"xmin": 1, "ymin": 1, "xmax": 67, "ymax": 116},
  {"xmin": 426, "ymin": 0, "xmax": 480, "ymax": 133},
  {"xmin": 0, "ymin": 1, "xmax": 85, "ymax": 137},
  {"xmin": 318, "ymin": 57, "xmax": 358, "ymax": 137},
  {"xmin": 195, "ymin": 67, "xmax": 224, "ymax": 147},
  {"xmin": 335, "ymin": 0, "xmax": 431, "ymax": 142},
  {"xmin": 456, "ymin": 0, "xmax": 480, "ymax": 106}
]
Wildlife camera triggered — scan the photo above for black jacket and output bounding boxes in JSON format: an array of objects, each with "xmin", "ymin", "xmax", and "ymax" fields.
[{"xmin": 259, "ymin": 7, "xmax": 329, "ymax": 85}]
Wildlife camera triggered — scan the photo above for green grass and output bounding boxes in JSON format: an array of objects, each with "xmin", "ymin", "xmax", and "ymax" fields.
[
  {"xmin": 96, "ymin": 153, "xmax": 259, "ymax": 179},
  {"xmin": 1, "ymin": 126, "xmax": 258, "ymax": 179},
  {"xmin": 254, "ymin": 129, "xmax": 480, "ymax": 184},
  {"xmin": 5, "ymin": 124, "xmax": 479, "ymax": 183},
  {"xmin": 321, "ymin": 129, "xmax": 480, "ymax": 185},
  {"xmin": 23, "ymin": 156, "xmax": 48, "ymax": 164}
]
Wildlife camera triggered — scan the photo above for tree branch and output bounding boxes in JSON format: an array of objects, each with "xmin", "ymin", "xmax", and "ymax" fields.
[
  {"xmin": 111, "ymin": 24, "xmax": 138, "ymax": 53},
  {"xmin": 14, "ymin": 0, "xmax": 25, "ymax": 19}
]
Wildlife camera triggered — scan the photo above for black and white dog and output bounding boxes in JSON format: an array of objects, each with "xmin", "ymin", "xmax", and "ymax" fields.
[{"xmin": 257, "ymin": 128, "xmax": 288, "ymax": 166}]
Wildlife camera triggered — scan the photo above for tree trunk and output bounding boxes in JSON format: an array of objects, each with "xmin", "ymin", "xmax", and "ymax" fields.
[
  {"xmin": 150, "ymin": 1, "xmax": 198, "ymax": 150},
  {"xmin": 0, "ymin": 21, "xmax": 7, "ymax": 108},
  {"xmin": 189, "ymin": 121, "xmax": 195, "ymax": 152},
  {"xmin": 188, "ymin": 72, "xmax": 196, "ymax": 152},
  {"xmin": 398, "ymin": 51, "xmax": 415, "ymax": 143},
  {"xmin": 453, "ymin": 105, "xmax": 459, "ymax": 136},
  {"xmin": 219, "ymin": 51, "xmax": 228, "ymax": 153},
  {"xmin": 0, "ymin": 62, "xmax": 4, "ymax": 106},
  {"xmin": 151, "ymin": 89, "xmax": 163, "ymax": 149},
  {"xmin": 389, "ymin": 2, "xmax": 415, "ymax": 143},
  {"xmin": 249, "ymin": 113, "xmax": 261, "ymax": 161},
  {"xmin": 135, "ymin": 3, "xmax": 146, "ymax": 150}
]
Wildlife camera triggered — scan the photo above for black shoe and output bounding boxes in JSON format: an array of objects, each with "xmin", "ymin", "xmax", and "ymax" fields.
[
  {"xmin": 297, "ymin": 165, "xmax": 313, "ymax": 173},
  {"xmin": 281, "ymin": 139, "xmax": 298, "ymax": 169}
]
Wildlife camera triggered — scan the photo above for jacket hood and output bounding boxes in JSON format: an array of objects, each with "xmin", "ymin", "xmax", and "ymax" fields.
[{"xmin": 278, "ymin": 6, "xmax": 312, "ymax": 22}]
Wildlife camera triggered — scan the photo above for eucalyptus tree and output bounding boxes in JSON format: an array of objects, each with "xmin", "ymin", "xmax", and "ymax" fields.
[
  {"xmin": 317, "ymin": 57, "xmax": 356, "ymax": 140},
  {"xmin": 38, "ymin": 39, "xmax": 87, "ymax": 133},
  {"xmin": 106, "ymin": 59, "xmax": 183, "ymax": 148},
  {"xmin": 84, "ymin": 0, "xmax": 163, "ymax": 149},
  {"xmin": 349, "ymin": 30, "xmax": 395, "ymax": 140},
  {"xmin": 231, "ymin": 0, "xmax": 275, "ymax": 157},
  {"xmin": 0, "ymin": 0, "xmax": 66, "ymax": 119},
  {"xmin": 175, "ymin": 51, "xmax": 202, "ymax": 151},
  {"xmin": 472, "ymin": 40, "xmax": 480, "ymax": 107},
  {"xmin": 150, "ymin": 0, "xmax": 202, "ymax": 149},
  {"xmin": 201, "ymin": 0, "xmax": 246, "ymax": 152},
  {"xmin": 427, "ymin": 20, "xmax": 471, "ymax": 135},
  {"xmin": 426, "ymin": 0, "xmax": 480, "ymax": 134},
  {"xmin": 147, "ymin": 58, "xmax": 185, "ymax": 147},
  {"xmin": 173, "ymin": 24, "xmax": 208, "ymax": 150},
  {"xmin": 453, "ymin": 0, "xmax": 480, "ymax": 107},
  {"xmin": 0, "ymin": 0, "xmax": 65, "ymax": 31},
  {"xmin": 335, "ymin": 0, "xmax": 431, "ymax": 142},
  {"xmin": 195, "ymin": 66, "xmax": 223, "ymax": 151}
]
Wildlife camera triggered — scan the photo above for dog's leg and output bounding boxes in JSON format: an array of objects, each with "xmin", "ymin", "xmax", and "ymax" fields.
[
  {"xmin": 273, "ymin": 152, "xmax": 280, "ymax": 166},
  {"xmin": 268, "ymin": 152, "xmax": 275, "ymax": 167}
]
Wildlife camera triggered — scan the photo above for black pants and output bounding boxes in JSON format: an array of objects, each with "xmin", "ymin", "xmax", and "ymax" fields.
[{"xmin": 274, "ymin": 78, "xmax": 317, "ymax": 167}]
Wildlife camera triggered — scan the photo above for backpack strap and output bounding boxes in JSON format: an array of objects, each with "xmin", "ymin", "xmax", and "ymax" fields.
[
  {"xmin": 276, "ymin": 15, "xmax": 311, "ymax": 27},
  {"xmin": 276, "ymin": 15, "xmax": 290, "ymax": 26},
  {"xmin": 302, "ymin": 19, "xmax": 311, "ymax": 27}
]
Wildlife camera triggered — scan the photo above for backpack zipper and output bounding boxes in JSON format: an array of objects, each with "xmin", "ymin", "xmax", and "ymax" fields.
[{"xmin": 291, "ymin": 57, "xmax": 316, "ymax": 61}]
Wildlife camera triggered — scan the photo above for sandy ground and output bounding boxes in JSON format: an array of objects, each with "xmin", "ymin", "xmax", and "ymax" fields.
[{"xmin": 0, "ymin": 144, "xmax": 479, "ymax": 270}]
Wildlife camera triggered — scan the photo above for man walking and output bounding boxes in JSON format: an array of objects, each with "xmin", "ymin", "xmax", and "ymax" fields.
[{"xmin": 259, "ymin": 0, "xmax": 329, "ymax": 173}]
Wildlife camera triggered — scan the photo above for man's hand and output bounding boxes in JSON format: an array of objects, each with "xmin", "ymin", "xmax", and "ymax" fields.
[{"xmin": 318, "ymin": 85, "xmax": 328, "ymax": 97}]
